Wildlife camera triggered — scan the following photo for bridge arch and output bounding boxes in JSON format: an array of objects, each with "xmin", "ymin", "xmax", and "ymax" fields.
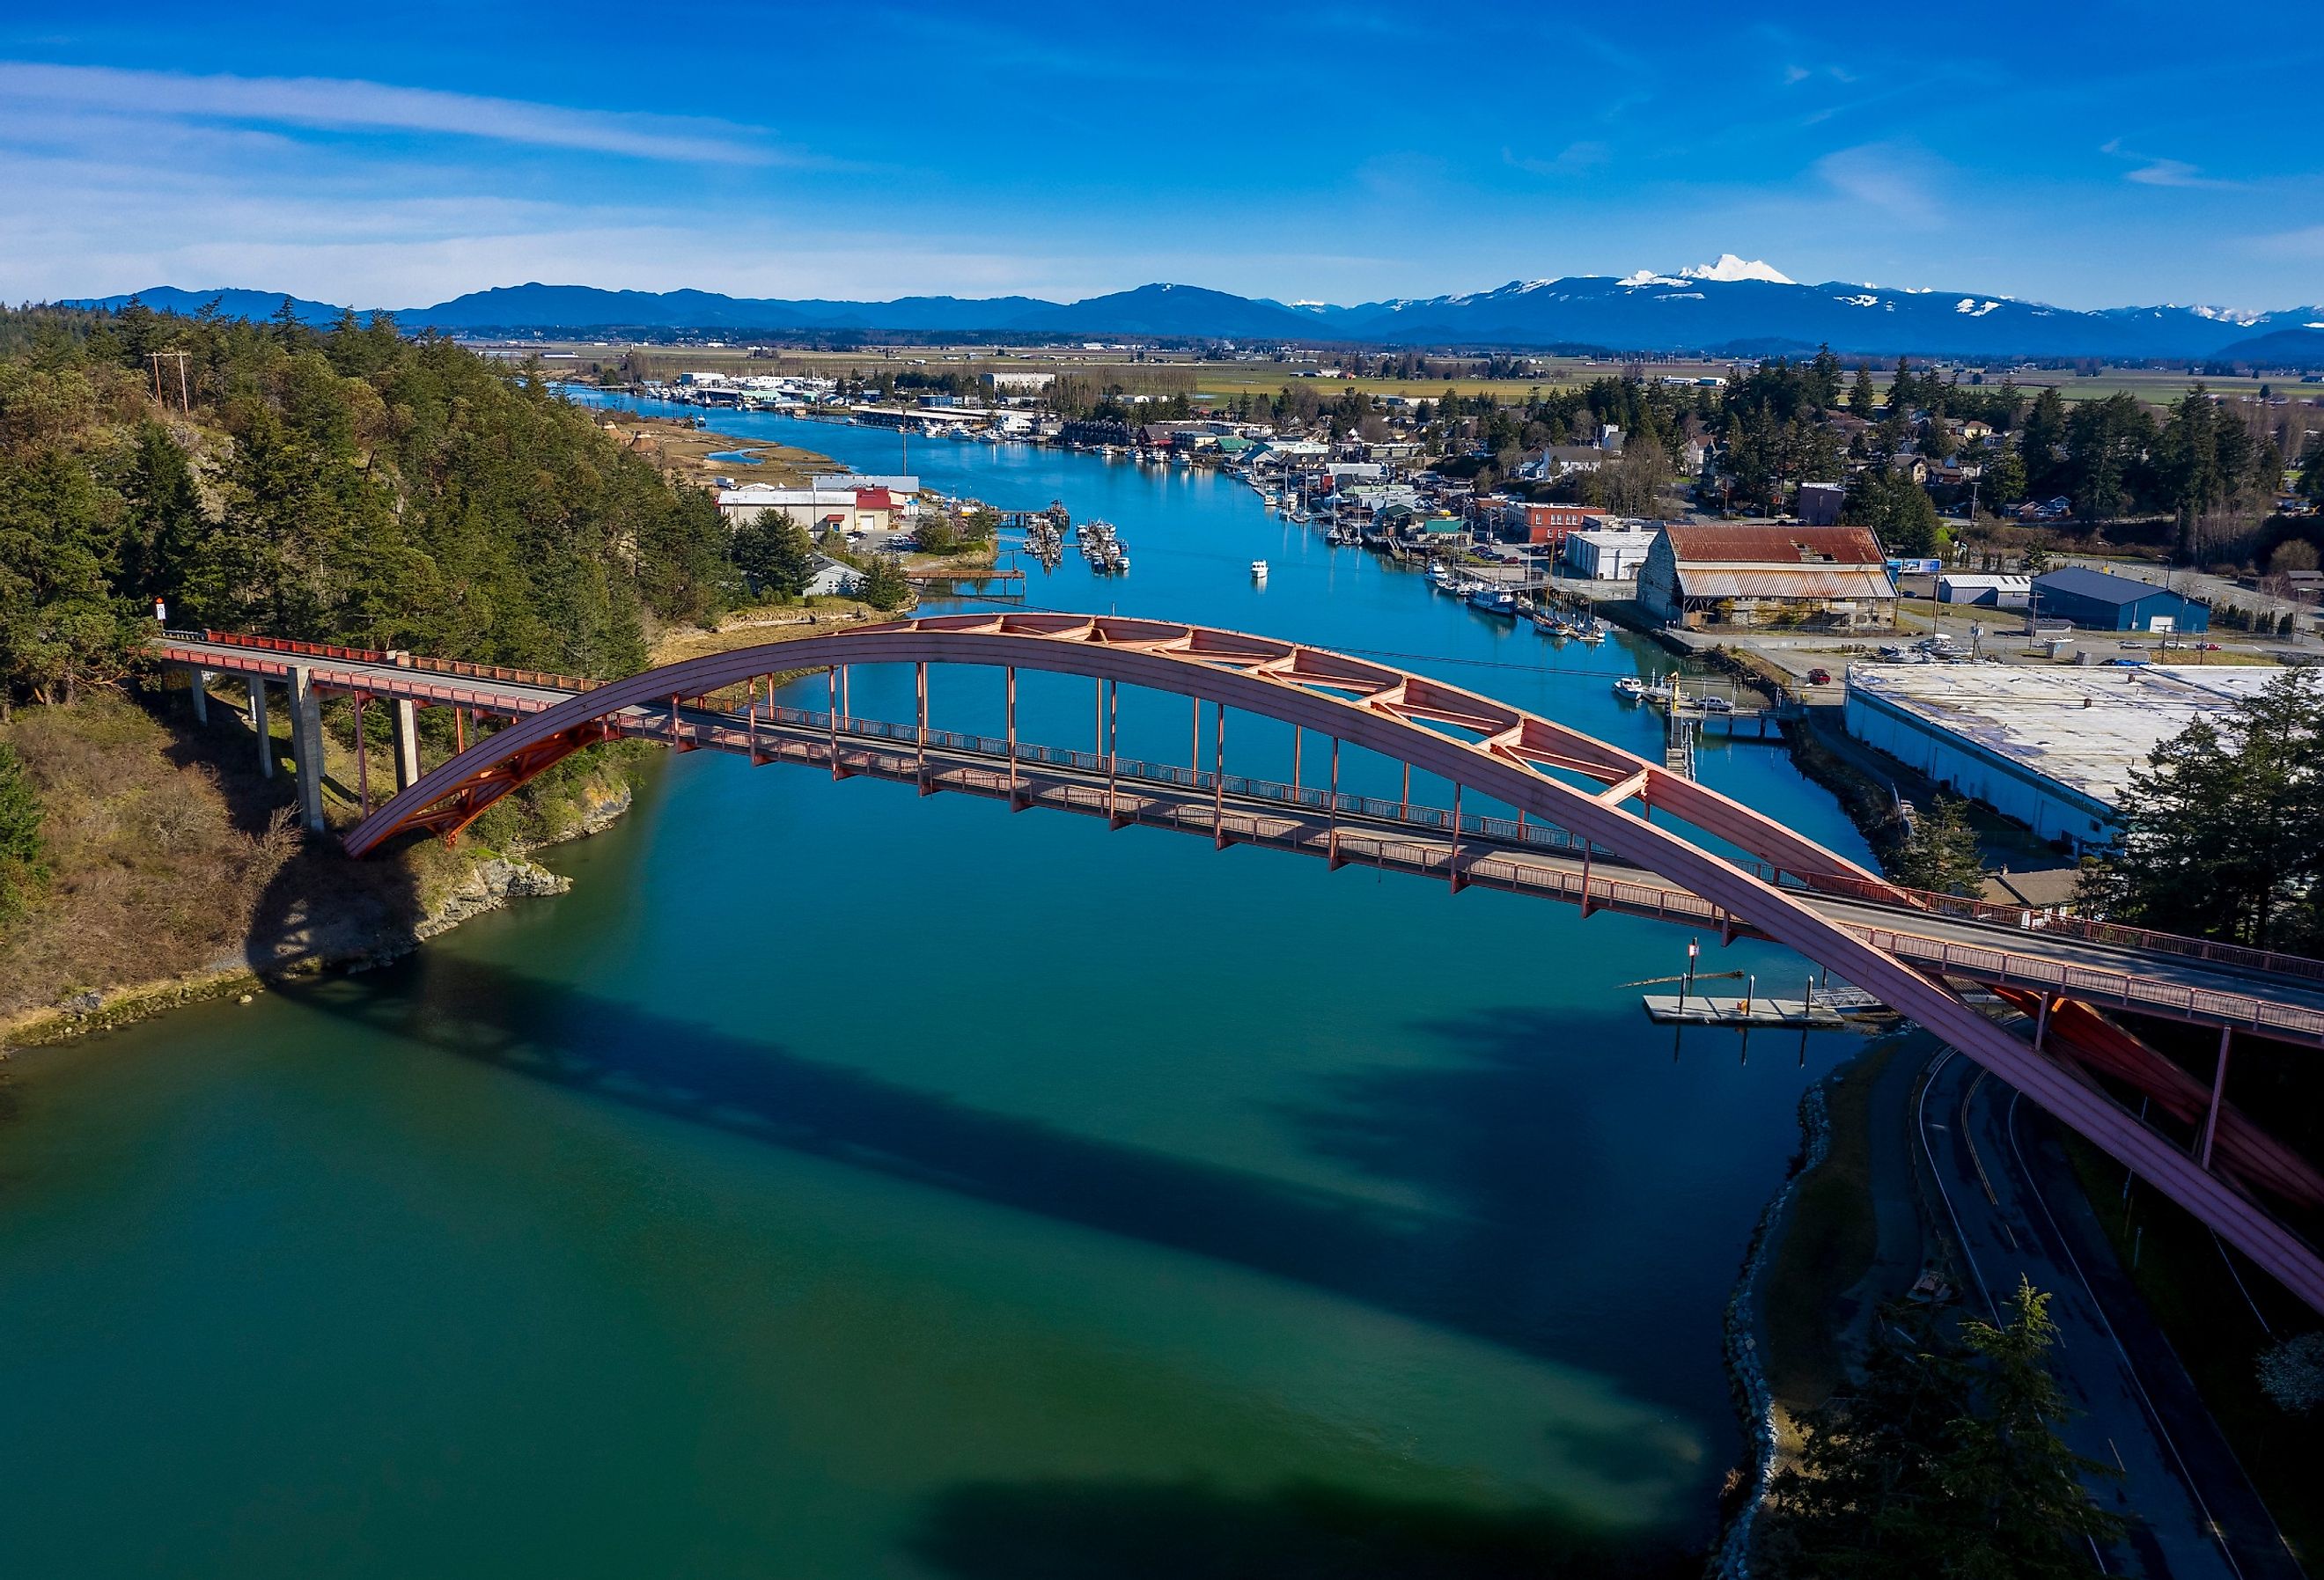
[{"xmin": 345, "ymin": 612, "xmax": 2324, "ymax": 1312}]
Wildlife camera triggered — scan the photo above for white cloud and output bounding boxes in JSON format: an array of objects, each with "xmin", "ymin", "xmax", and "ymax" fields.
[
  {"xmin": 2100, "ymin": 138, "xmax": 2238, "ymax": 190},
  {"xmin": 0, "ymin": 61, "xmax": 788, "ymax": 165},
  {"xmin": 1813, "ymin": 143, "xmax": 1944, "ymax": 229}
]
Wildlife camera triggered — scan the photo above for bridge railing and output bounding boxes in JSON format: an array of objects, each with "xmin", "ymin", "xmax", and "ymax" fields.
[
  {"xmin": 191, "ymin": 629, "xmax": 392, "ymax": 665},
  {"xmin": 759, "ymin": 704, "xmax": 1608, "ymax": 859},
  {"xmin": 1760, "ymin": 864, "xmax": 2324, "ymax": 986},
  {"xmin": 738, "ymin": 699, "xmax": 2324, "ymax": 994}
]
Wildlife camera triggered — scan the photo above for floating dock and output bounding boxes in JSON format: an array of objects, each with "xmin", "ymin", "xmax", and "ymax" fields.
[{"xmin": 1643, "ymin": 994, "xmax": 1848, "ymax": 1029}]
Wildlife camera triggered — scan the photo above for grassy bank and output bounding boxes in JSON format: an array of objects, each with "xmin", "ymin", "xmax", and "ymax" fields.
[
  {"xmin": 0, "ymin": 688, "xmax": 633, "ymax": 1047},
  {"xmin": 1761, "ymin": 1044, "xmax": 1897, "ymax": 1410},
  {"xmin": 2061, "ymin": 1136, "xmax": 2323, "ymax": 1568}
]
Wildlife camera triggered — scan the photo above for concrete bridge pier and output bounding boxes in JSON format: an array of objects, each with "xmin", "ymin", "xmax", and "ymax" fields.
[
  {"xmin": 188, "ymin": 668, "xmax": 213, "ymax": 724},
  {"xmin": 288, "ymin": 665, "xmax": 326, "ymax": 834},
  {"xmin": 388, "ymin": 697, "xmax": 421, "ymax": 790},
  {"xmin": 247, "ymin": 678, "xmax": 273, "ymax": 779}
]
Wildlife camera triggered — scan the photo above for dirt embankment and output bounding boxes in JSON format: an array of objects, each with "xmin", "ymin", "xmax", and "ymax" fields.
[{"xmin": 0, "ymin": 692, "xmax": 633, "ymax": 1050}]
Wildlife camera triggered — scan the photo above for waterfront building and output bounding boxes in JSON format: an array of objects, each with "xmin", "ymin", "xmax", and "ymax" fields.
[
  {"xmin": 1563, "ymin": 527, "xmax": 1652, "ymax": 581},
  {"xmin": 1843, "ymin": 663, "xmax": 2275, "ymax": 845},
  {"xmin": 1639, "ymin": 524, "xmax": 1897, "ymax": 630}
]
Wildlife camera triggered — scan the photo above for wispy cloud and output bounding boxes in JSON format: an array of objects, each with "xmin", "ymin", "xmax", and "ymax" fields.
[
  {"xmin": 0, "ymin": 61, "xmax": 791, "ymax": 165},
  {"xmin": 1813, "ymin": 143, "xmax": 1945, "ymax": 228},
  {"xmin": 2100, "ymin": 138, "xmax": 2239, "ymax": 189},
  {"xmin": 1503, "ymin": 142, "xmax": 1608, "ymax": 178}
]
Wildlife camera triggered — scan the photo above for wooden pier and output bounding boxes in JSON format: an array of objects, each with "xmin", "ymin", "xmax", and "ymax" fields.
[{"xmin": 1643, "ymin": 994, "xmax": 1847, "ymax": 1029}]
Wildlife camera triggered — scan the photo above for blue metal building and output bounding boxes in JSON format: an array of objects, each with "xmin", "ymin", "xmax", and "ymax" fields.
[{"xmin": 2030, "ymin": 567, "xmax": 2210, "ymax": 633}]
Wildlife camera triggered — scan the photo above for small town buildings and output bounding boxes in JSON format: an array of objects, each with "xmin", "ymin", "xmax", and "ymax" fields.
[
  {"xmin": 1639, "ymin": 524, "xmax": 1897, "ymax": 630},
  {"xmin": 717, "ymin": 486, "xmax": 897, "ymax": 534},
  {"xmin": 979, "ymin": 371, "xmax": 1055, "ymax": 393},
  {"xmin": 1504, "ymin": 503, "xmax": 1610, "ymax": 547},
  {"xmin": 1563, "ymin": 528, "xmax": 1652, "ymax": 581},
  {"xmin": 813, "ymin": 474, "xmax": 919, "ymax": 497},
  {"xmin": 1797, "ymin": 481, "xmax": 1845, "ymax": 526},
  {"xmin": 1844, "ymin": 664, "xmax": 2275, "ymax": 846},
  {"xmin": 1938, "ymin": 573, "xmax": 2031, "ymax": 609},
  {"xmin": 2031, "ymin": 567, "xmax": 2210, "ymax": 633}
]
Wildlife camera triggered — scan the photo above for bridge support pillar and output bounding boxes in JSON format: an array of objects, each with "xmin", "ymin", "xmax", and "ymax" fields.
[
  {"xmin": 2199, "ymin": 1026, "xmax": 2232, "ymax": 1171},
  {"xmin": 189, "ymin": 668, "xmax": 212, "ymax": 724},
  {"xmin": 248, "ymin": 678, "xmax": 273, "ymax": 779},
  {"xmin": 288, "ymin": 665, "xmax": 326, "ymax": 834},
  {"xmin": 389, "ymin": 697, "xmax": 422, "ymax": 790}
]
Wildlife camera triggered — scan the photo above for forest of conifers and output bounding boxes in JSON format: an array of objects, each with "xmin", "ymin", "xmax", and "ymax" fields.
[{"xmin": 0, "ymin": 299, "xmax": 739, "ymax": 715}]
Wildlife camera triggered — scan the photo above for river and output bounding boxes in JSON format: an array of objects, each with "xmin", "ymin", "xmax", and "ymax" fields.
[{"xmin": 0, "ymin": 397, "xmax": 1879, "ymax": 1577}]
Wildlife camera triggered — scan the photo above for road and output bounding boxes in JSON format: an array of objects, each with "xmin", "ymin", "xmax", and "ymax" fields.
[{"xmin": 1918, "ymin": 1048, "xmax": 2302, "ymax": 1579}]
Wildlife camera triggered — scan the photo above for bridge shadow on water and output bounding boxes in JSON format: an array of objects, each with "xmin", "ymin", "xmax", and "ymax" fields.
[
  {"xmin": 273, "ymin": 953, "xmax": 1730, "ymax": 1385},
  {"xmin": 265, "ymin": 953, "xmax": 1724, "ymax": 1573},
  {"xmin": 903, "ymin": 1476, "xmax": 1696, "ymax": 1580}
]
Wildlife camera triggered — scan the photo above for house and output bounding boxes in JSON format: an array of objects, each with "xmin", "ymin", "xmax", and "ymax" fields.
[
  {"xmin": 803, "ymin": 554, "xmax": 859, "ymax": 598},
  {"xmin": 1638, "ymin": 523, "xmax": 1897, "ymax": 630},
  {"xmin": 979, "ymin": 371, "xmax": 1055, "ymax": 393},
  {"xmin": 2030, "ymin": 567, "xmax": 2210, "ymax": 632},
  {"xmin": 1797, "ymin": 481, "xmax": 1845, "ymax": 526},
  {"xmin": 1938, "ymin": 573, "xmax": 2032, "ymax": 609},
  {"xmin": 1563, "ymin": 527, "xmax": 1653, "ymax": 581}
]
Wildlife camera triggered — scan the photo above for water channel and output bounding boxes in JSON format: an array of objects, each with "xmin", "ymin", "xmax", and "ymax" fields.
[{"xmin": 0, "ymin": 397, "xmax": 1881, "ymax": 1576}]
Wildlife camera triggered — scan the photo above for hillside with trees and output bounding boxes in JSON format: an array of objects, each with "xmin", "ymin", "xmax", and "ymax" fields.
[{"xmin": 0, "ymin": 298, "xmax": 753, "ymax": 1025}]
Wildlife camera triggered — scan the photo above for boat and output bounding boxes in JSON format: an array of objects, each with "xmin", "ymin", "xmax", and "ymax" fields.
[
  {"xmin": 1613, "ymin": 676, "xmax": 1646, "ymax": 701},
  {"xmin": 1428, "ymin": 563, "xmax": 1458, "ymax": 592},
  {"xmin": 1465, "ymin": 585, "xmax": 1517, "ymax": 618},
  {"xmin": 1578, "ymin": 619, "xmax": 1607, "ymax": 644},
  {"xmin": 1251, "ymin": 559, "xmax": 1269, "ymax": 579},
  {"xmin": 1533, "ymin": 608, "xmax": 1570, "ymax": 637}
]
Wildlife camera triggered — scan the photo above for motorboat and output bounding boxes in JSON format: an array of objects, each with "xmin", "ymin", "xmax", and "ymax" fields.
[
  {"xmin": 1251, "ymin": 559, "xmax": 1269, "ymax": 579},
  {"xmin": 1465, "ymin": 584, "xmax": 1517, "ymax": 618},
  {"xmin": 1612, "ymin": 676, "xmax": 1646, "ymax": 701}
]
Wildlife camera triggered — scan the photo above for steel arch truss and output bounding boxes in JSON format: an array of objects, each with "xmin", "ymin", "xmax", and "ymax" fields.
[{"xmin": 343, "ymin": 612, "xmax": 2324, "ymax": 1312}]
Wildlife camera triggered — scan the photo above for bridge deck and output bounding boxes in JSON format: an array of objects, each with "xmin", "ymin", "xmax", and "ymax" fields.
[{"xmin": 153, "ymin": 630, "xmax": 2324, "ymax": 1048}]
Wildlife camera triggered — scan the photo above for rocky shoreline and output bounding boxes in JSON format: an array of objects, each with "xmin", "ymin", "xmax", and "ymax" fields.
[
  {"xmin": 1712, "ymin": 1077, "xmax": 1835, "ymax": 1578},
  {"xmin": 0, "ymin": 781, "xmax": 631, "ymax": 1053}
]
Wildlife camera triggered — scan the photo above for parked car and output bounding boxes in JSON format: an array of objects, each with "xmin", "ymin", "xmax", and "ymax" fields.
[
  {"xmin": 1698, "ymin": 695, "xmax": 1735, "ymax": 713},
  {"xmin": 1806, "ymin": 667, "xmax": 1833, "ymax": 686},
  {"xmin": 2103, "ymin": 657, "xmax": 2149, "ymax": 667},
  {"xmin": 2194, "ymin": 642, "xmax": 2222, "ymax": 651}
]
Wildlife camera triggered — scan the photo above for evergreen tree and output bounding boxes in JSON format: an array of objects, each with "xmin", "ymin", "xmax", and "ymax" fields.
[
  {"xmin": 1762, "ymin": 1282, "xmax": 2121, "ymax": 1579},
  {"xmin": 732, "ymin": 511, "xmax": 816, "ymax": 599},
  {"xmin": 2019, "ymin": 388, "xmax": 2070, "ymax": 499},
  {"xmin": 117, "ymin": 420, "xmax": 207, "ymax": 607},
  {"xmin": 1843, "ymin": 468, "xmax": 1943, "ymax": 557},
  {"xmin": 2085, "ymin": 668, "xmax": 2324, "ymax": 949},
  {"xmin": 1850, "ymin": 364, "xmax": 1878, "ymax": 415},
  {"xmin": 857, "ymin": 554, "xmax": 912, "ymax": 611},
  {"xmin": 1894, "ymin": 796, "xmax": 1987, "ymax": 895}
]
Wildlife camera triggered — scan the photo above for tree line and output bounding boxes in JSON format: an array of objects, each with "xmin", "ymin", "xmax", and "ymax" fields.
[{"xmin": 0, "ymin": 298, "xmax": 755, "ymax": 716}]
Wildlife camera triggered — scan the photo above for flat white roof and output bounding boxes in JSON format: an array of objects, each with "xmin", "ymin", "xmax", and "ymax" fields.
[{"xmin": 1847, "ymin": 663, "xmax": 2279, "ymax": 810}]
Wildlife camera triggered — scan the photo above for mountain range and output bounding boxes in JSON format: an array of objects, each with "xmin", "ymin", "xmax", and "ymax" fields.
[{"xmin": 67, "ymin": 261, "xmax": 2324, "ymax": 364}]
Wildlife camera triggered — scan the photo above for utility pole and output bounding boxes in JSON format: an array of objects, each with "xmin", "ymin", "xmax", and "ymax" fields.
[{"xmin": 147, "ymin": 350, "xmax": 192, "ymax": 413}]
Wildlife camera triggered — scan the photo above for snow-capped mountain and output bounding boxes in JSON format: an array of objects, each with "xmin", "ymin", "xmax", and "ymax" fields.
[{"xmin": 65, "ymin": 270, "xmax": 2324, "ymax": 362}]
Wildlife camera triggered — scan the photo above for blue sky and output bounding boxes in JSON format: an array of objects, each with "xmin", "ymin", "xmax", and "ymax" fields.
[{"xmin": 4, "ymin": 3, "xmax": 2318, "ymax": 312}]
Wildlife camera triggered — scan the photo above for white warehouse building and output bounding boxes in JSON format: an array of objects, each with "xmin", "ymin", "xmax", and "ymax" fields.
[{"xmin": 1842, "ymin": 664, "xmax": 2276, "ymax": 847}]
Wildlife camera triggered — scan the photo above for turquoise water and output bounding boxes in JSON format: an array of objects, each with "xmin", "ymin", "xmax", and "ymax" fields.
[{"xmin": 0, "ymin": 398, "xmax": 1877, "ymax": 1577}]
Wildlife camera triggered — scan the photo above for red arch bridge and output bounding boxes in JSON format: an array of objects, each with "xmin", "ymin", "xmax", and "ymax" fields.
[{"xmin": 157, "ymin": 616, "xmax": 2324, "ymax": 1313}]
